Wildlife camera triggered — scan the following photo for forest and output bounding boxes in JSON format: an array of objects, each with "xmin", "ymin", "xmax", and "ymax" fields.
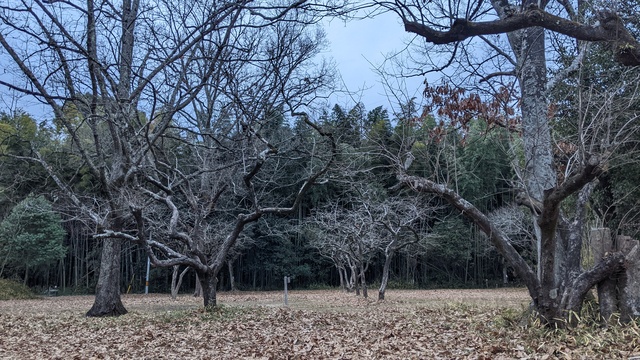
[
  {"xmin": 0, "ymin": 102, "xmax": 516, "ymax": 294},
  {"xmin": 0, "ymin": 0, "xmax": 639, "ymax": 327}
]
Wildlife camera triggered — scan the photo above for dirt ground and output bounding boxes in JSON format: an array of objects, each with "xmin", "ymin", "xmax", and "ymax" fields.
[{"xmin": 0, "ymin": 288, "xmax": 638, "ymax": 359}]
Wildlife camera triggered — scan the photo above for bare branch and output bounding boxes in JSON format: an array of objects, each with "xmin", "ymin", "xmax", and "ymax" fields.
[{"xmin": 403, "ymin": 8, "xmax": 640, "ymax": 66}]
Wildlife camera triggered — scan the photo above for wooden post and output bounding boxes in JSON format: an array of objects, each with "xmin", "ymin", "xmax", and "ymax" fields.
[{"xmin": 284, "ymin": 276, "xmax": 290, "ymax": 306}]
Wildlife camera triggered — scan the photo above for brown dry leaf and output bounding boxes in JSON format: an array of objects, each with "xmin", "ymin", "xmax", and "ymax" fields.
[{"xmin": 0, "ymin": 289, "xmax": 637, "ymax": 359}]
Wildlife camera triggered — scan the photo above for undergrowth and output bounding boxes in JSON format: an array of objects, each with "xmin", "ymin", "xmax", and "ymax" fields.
[
  {"xmin": 490, "ymin": 301, "xmax": 640, "ymax": 358},
  {"xmin": 0, "ymin": 278, "xmax": 37, "ymax": 300}
]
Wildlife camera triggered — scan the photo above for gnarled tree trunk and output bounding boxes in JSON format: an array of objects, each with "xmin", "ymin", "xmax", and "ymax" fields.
[{"xmin": 86, "ymin": 238, "xmax": 127, "ymax": 317}]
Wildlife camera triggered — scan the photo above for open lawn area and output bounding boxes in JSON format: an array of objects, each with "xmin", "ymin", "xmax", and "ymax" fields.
[{"xmin": 1, "ymin": 288, "xmax": 639, "ymax": 359}]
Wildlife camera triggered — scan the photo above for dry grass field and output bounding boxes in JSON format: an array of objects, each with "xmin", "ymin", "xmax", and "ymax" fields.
[{"xmin": 1, "ymin": 288, "xmax": 639, "ymax": 359}]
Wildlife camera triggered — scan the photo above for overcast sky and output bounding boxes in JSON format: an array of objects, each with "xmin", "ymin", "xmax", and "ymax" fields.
[
  {"xmin": 2, "ymin": 12, "xmax": 429, "ymax": 121},
  {"xmin": 322, "ymin": 12, "xmax": 427, "ymax": 116}
]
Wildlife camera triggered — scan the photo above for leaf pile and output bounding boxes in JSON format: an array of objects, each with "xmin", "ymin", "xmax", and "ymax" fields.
[{"xmin": 0, "ymin": 289, "xmax": 639, "ymax": 359}]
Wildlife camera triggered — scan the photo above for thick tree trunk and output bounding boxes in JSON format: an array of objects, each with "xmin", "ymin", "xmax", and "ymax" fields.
[
  {"xmin": 591, "ymin": 228, "xmax": 617, "ymax": 321},
  {"xmin": 619, "ymin": 237, "xmax": 640, "ymax": 323},
  {"xmin": 598, "ymin": 279, "xmax": 618, "ymax": 322},
  {"xmin": 199, "ymin": 271, "xmax": 218, "ymax": 308},
  {"xmin": 516, "ymin": 26, "xmax": 559, "ymax": 315},
  {"xmin": 494, "ymin": 0, "xmax": 561, "ymax": 323},
  {"xmin": 86, "ymin": 238, "xmax": 127, "ymax": 317}
]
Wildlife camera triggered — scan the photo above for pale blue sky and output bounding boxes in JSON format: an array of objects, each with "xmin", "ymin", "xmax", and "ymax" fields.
[
  {"xmin": 2, "ymin": 11, "xmax": 429, "ymax": 121},
  {"xmin": 322, "ymin": 12, "xmax": 427, "ymax": 115}
]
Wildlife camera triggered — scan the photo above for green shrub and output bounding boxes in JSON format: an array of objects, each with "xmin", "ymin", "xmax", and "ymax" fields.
[{"xmin": 0, "ymin": 278, "xmax": 37, "ymax": 300}]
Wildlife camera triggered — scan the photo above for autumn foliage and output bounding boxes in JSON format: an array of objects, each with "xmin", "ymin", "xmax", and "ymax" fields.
[{"xmin": 422, "ymin": 82, "xmax": 521, "ymax": 141}]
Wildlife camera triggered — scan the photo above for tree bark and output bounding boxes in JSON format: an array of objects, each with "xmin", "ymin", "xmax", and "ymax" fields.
[
  {"xmin": 360, "ymin": 265, "xmax": 368, "ymax": 299},
  {"xmin": 336, "ymin": 266, "xmax": 347, "ymax": 292},
  {"xmin": 403, "ymin": 8, "xmax": 640, "ymax": 66},
  {"xmin": 171, "ymin": 265, "xmax": 190, "ymax": 300},
  {"xmin": 352, "ymin": 262, "xmax": 360, "ymax": 296},
  {"xmin": 194, "ymin": 272, "xmax": 202, "ymax": 297},
  {"xmin": 591, "ymin": 228, "xmax": 617, "ymax": 321},
  {"xmin": 86, "ymin": 238, "xmax": 127, "ymax": 317},
  {"xmin": 199, "ymin": 271, "xmax": 218, "ymax": 308},
  {"xmin": 619, "ymin": 237, "xmax": 640, "ymax": 323},
  {"xmin": 227, "ymin": 260, "xmax": 237, "ymax": 292},
  {"xmin": 379, "ymin": 252, "xmax": 393, "ymax": 300}
]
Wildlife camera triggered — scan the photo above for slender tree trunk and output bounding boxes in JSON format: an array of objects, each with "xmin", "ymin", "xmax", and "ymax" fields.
[
  {"xmin": 171, "ymin": 265, "xmax": 179, "ymax": 299},
  {"xmin": 379, "ymin": 252, "xmax": 393, "ymax": 300},
  {"xmin": 252, "ymin": 270, "xmax": 257, "ymax": 290},
  {"xmin": 359, "ymin": 265, "xmax": 368, "ymax": 299},
  {"xmin": 227, "ymin": 260, "xmax": 236, "ymax": 291},
  {"xmin": 407, "ymin": 255, "xmax": 417, "ymax": 285},
  {"xmin": 171, "ymin": 265, "xmax": 190, "ymax": 300},
  {"xmin": 23, "ymin": 266, "xmax": 28, "ymax": 286},
  {"xmin": 86, "ymin": 238, "xmax": 127, "ymax": 317},
  {"xmin": 194, "ymin": 272, "xmax": 202, "ymax": 297},
  {"xmin": 0, "ymin": 247, "xmax": 11, "ymax": 278},
  {"xmin": 350, "ymin": 263, "xmax": 360, "ymax": 295},
  {"xmin": 337, "ymin": 265, "xmax": 346, "ymax": 291},
  {"xmin": 502, "ymin": 258, "xmax": 508, "ymax": 286}
]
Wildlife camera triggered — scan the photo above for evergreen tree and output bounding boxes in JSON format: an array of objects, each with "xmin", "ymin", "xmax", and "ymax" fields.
[{"xmin": 0, "ymin": 195, "xmax": 66, "ymax": 284}]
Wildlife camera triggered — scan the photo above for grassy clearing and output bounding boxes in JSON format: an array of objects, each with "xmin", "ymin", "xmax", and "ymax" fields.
[{"xmin": 0, "ymin": 289, "xmax": 639, "ymax": 359}]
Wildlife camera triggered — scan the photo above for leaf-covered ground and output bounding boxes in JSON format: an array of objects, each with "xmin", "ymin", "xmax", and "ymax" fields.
[{"xmin": 1, "ymin": 288, "xmax": 639, "ymax": 359}]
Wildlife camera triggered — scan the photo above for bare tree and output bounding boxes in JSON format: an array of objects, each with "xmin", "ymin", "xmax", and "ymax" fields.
[
  {"xmin": 374, "ymin": 197, "xmax": 435, "ymax": 300},
  {"xmin": 393, "ymin": 74, "xmax": 640, "ymax": 324},
  {"xmin": 306, "ymin": 182, "xmax": 436, "ymax": 300},
  {"xmin": 366, "ymin": 0, "xmax": 640, "ymax": 326},
  {"xmin": 483, "ymin": 205, "xmax": 535, "ymax": 284},
  {"xmin": 135, "ymin": 15, "xmax": 336, "ymax": 307},
  {"xmin": 307, "ymin": 201, "xmax": 381, "ymax": 297},
  {"xmin": 0, "ymin": 0, "xmax": 343, "ymax": 315}
]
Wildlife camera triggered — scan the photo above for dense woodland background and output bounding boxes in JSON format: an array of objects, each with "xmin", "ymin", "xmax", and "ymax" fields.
[
  {"xmin": 0, "ymin": 0, "xmax": 639, "ymax": 324},
  {"xmin": 0, "ymin": 103, "xmax": 517, "ymax": 293},
  {"xmin": 2, "ymin": 90, "xmax": 639, "ymax": 295}
]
